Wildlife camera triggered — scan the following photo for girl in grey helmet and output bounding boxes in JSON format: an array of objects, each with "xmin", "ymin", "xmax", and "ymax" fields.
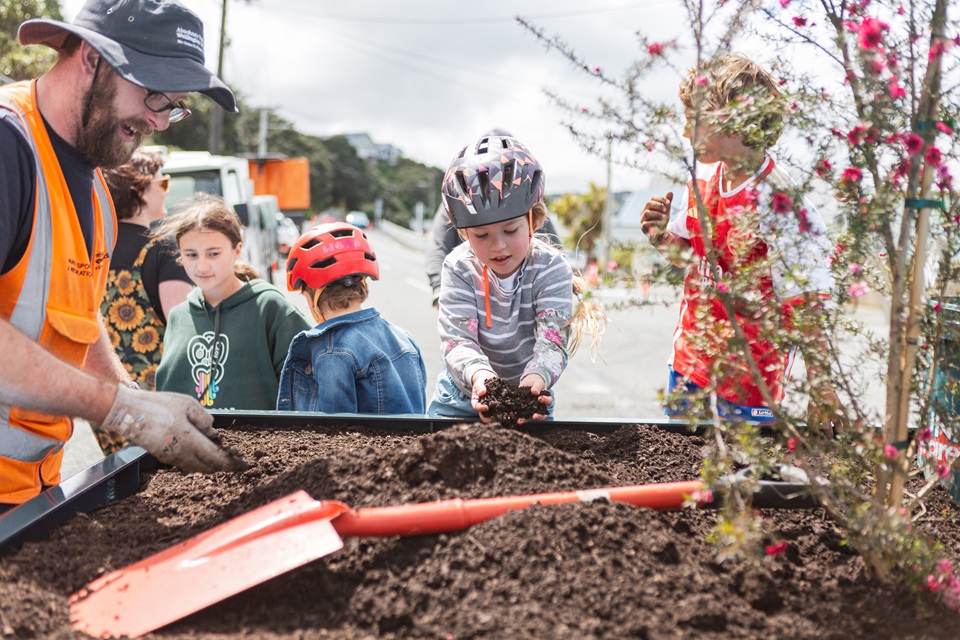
[{"xmin": 427, "ymin": 135, "xmax": 606, "ymax": 422}]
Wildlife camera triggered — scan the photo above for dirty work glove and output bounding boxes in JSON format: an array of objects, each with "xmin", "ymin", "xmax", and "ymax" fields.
[{"xmin": 102, "ymin": 385, "xmax": 247, "ymax": 473}]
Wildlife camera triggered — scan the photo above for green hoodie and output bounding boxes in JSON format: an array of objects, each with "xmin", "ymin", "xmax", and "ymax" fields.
[{"xmin": 156, "ymin": 280, "xmax": 311, "ymax": 410}]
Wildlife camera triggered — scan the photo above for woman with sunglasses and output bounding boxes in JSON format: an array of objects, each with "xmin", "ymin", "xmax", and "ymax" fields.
[{"xmin": 95, "ymin": 151, "xmax": 194, "ymax": 454}]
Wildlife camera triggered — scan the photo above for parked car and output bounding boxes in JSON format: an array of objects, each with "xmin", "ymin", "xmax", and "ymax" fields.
[
  {"xmin": 276, "ymin": 214, "xmax": 300, "ymax": 256},
  {"xmin": 345, "ymin": 210, "xmax": 372, "ymax": 229}
]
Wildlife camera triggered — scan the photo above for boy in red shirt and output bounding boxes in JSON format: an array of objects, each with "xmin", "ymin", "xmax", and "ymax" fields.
[{"xmin": 641, "ymin": 54, "xmax": 845, "ymax": 436}]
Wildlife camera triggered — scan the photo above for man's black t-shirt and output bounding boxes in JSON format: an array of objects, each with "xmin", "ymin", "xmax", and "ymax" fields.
[
  {"xmin": 0, "ymin": 110, "xmax": 96, "ymax": 275},
  {"xmin": 111, "ymin": 222, "xmax": 193, "ymax": 324}
]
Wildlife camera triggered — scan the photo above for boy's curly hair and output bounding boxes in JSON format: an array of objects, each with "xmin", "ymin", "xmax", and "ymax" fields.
[{"xmin": 679, "ymin": 53, "xmax": 784, "ymax": 151}]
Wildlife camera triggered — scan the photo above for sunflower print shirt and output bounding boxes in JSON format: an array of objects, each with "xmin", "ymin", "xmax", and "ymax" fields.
[{"xmin": 96, "ymin": 241, "xmax": 166, "ymax": 453}]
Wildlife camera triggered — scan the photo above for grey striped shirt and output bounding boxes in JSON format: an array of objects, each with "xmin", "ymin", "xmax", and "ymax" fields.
[{"xmin": 438, "ymin": 238, "xmax": 574, "ymax": 395}]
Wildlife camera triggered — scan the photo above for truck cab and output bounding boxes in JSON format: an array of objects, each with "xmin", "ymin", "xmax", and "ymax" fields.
[{"xmin": 163, "ymin": 151, "xmax": 281, "ymax": 285}]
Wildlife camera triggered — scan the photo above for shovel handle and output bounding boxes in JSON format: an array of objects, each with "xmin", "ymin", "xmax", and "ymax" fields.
[{"xmin": 332, "ymin": 480, "xmax": 708, "ymax": 538}]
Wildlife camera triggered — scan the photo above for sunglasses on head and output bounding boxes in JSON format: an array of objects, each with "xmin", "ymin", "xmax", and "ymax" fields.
[{"xmin": 152, "ymin": 175, "xmax": 171, "ymax": 192}]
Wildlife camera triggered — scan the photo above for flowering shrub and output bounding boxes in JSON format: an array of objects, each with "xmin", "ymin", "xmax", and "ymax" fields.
[{"xmin": 521, "ymin": 0, "xmax": 960, "ymax": 614}]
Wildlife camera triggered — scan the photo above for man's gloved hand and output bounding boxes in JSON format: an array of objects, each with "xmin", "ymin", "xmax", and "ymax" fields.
[{"xmin": 102, "ymin": 385, "xmax": 247, "ymax": 473}]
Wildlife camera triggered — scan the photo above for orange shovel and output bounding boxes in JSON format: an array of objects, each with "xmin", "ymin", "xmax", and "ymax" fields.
[{"xmin": 69, "ymin": 480, "xmax": 708, "ymax": 638}]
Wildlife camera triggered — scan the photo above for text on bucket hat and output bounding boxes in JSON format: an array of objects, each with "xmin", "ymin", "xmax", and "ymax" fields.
[{"xmin": 18, "ymin": 0, "xmax": 237, "ymax": 113}]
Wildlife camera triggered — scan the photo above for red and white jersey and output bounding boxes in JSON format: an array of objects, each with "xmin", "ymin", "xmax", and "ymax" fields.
[{"xmin": 666, "ymin": 156, "xmax": 833, "ymax": 407}]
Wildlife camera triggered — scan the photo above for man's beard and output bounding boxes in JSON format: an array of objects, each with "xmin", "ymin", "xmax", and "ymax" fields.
[{"xmin": 76, "ymin": 70, "xmax": 152, "ymax": 168}]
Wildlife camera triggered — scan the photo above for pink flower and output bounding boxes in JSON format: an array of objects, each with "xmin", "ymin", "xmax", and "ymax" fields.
[
  {"xmin": 928, "ymin": 574, "xmax": 945, "ymax": 591},
  {"xmin": 937, "ymin": 463, "xmax": 951, "ymax": 479},
  {"xmin": 648, "ymin": 42, "xmax": 664, "ymax": 56},
  {"xmin": 848, "ymin": 124, "xmax": 868, "ymax": 145},
  {"xmin": 695, "ymin": 75, "xmax": 708, "ymax": 86},
  {"xmin": 848, "ymin": 281, "xmax": 870, "ymax": 298},
  {"xmin": 593, "ymin": 66, "xmax": 601, "ymax": 73},
  {"xmin": 888, "ymin": 78, "xmax": 907, "ymax": 99},
  {"xmin": 929, "ymin": 39, "xmax": 948, "ymax": 60},
  {"xmin": 850, "ymin": 263, "xmax": 862, "ymax": 274},
  {"xmin": 938, "ymin": 559, "xmax": 954, "ymax": 574},
  {"xmin": 918, "ymin": 427, "xmax": 932, "ymax": 442},
  {"xmin": 787, "ymin": 438, "xmax": 796, "ymax": 452},
  {"xmin": 926, "ymin": 146, "xmax": 943, "ymax": 166},
  {"xmin": 884, "ymin": 444, "xmax": 899, "ymax": 460},
  {"xmin": 934, "ymin": 302, "xmax": 943, "ymax": 313},
  {"xmin": 793, "ymin": 16, "xmax": 807, "ymax": 27},
  {"xmin": 867, "ymin": 58, "xmax": 886, "ymax": 75},
  {"xmin": 815, "ymin": 159, "xmax": 832, "ymax": 176},
  {"xmin": 772, "ymin": 192, "xmax": 793, "ymax": 213},
  {"xmin": 765, "ymin": 541, "xmax": 788, "ymax": 556},
  {"xmin": 716, "ymin": 281, "xmax": 730, "ymax": 294},
  {"xmin": 779, "ymin": 0, "xmax": 791, "ymax": 7},
  {"xmin": 936, "ymin": 121, "xmax": 955, "ymax": 135},
  {"xmin": 858, "ymin": 16, "xmax": 889, "ymax": 50},
  {"xmin": 841, "ymin": 167, "xmax": 863, "ymax": 186},
  {"xmin": 904, "ymin": 133, "xmax": 924, "ymax": 154}
]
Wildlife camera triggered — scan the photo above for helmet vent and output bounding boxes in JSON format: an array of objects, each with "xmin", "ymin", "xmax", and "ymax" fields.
[
  {"xmin": 287, "ymin": 257, "xmax": 298, "ymax": 271},
  {"xmin": 300, "ymin": 238, "xmax": 321, "ymax": 250},
  {"xmin": 311, "ymin": 257, "xmax": 337, "ymax": 269},
  {"xmin": 477, "ymin": 169, "xmax": 491, "ymax": 207},
  {"xmin": 502, "ymin": 162, "xmax": 514, "ymax": 189},
  {"xmin": 364, "ymin": 252, "xmax": 377, "ymax": 262},
  {"xmin": 330, "ymin": 229, "xmax": 354, "ymax": 238},
  {"xmin": 455, "ymin": 171, "xmax": 470, "ymax": 200}
]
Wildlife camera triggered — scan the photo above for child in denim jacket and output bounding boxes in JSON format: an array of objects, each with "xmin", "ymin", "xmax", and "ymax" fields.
[{"xmin": 277, "ymin": 223, "xmax": 427, "ymax": 414}]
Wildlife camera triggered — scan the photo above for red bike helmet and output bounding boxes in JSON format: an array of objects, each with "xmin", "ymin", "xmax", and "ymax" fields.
[
  {"xmin": 286, "ymin": 222, "xmax": 379, "ymax": 292},
  {"xmin": 441, "ymin": 135, "xmax": 545, "ymax": 229}
]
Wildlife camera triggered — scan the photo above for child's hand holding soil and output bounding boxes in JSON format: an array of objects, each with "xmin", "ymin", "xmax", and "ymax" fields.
[{"xmin": 480, "ymin": 377, "xmax": 552, "ymax": 425}]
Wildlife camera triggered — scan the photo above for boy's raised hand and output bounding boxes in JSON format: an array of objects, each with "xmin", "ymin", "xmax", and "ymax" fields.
[{"xmin": 640, "ymin": 191, "xmax": 674, "ymax": 242}]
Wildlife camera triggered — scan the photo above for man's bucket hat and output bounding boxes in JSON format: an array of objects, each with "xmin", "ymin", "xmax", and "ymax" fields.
[{"xmin": 19, "ymin": 0, "xmax": 237, "ymax": 112}]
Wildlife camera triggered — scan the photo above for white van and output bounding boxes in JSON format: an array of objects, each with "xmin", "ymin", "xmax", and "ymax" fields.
[{"xmin": 163, "ymin": 151, "xmax": 279, "ymax": 284}]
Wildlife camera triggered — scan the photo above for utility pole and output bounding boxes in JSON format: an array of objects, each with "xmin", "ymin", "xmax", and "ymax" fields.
[
  {"xmin": 600, "ymin": 133, "xmax": 614, "ymax": 270},
  {"xmin": 208, "ymin": 0, "xmax": 228, "ymax": 154},
  {"xmin": 257, "ymin": 108, "xmax": 268, "ymax": 157}
]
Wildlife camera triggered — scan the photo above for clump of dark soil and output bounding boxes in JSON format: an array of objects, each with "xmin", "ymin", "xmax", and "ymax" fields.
[
  {"xmin": 481, "ymin": 377, "xmax": 548, "ymax": 424},
  {"xmin": 1, "ymin": 422, "xmax": 960, "ymax": 639}
]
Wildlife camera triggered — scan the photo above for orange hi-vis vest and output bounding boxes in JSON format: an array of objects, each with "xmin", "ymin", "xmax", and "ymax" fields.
[{"xmin": 0, "ymin": 81, "xmax": 116, "ymax": 504}]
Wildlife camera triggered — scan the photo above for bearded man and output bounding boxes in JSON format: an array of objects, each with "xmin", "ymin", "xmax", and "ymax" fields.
[{"xmin": 0, "ymin": 0, "xmax": 246, "ymax": 511}]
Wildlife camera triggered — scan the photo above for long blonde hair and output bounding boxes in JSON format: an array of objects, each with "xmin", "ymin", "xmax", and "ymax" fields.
[
  {"xmin": 152, "ymin": 193, "xmax": 260, "ymax": 282},
  {"xmin": 568, "ymin": 274, "xmax": 607, "ymax": 359}
]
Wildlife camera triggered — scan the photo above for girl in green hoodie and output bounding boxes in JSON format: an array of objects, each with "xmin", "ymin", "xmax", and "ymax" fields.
[{"xmin": 154, "ymin": 194, "xmax": 311, "ymax": 410}]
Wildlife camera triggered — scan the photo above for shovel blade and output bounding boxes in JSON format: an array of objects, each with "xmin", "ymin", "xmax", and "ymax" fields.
[{"xmin": 69, "ymin": 491, "xmax": 344, "ymax": 639}]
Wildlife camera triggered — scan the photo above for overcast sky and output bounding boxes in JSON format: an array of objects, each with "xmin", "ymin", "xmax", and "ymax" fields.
[{"xmin": 61, "ymin": 0, "xmax": 704, "ymax": 195}]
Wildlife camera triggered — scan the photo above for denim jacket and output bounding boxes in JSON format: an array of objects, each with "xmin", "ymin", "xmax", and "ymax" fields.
[{"xmin": 277, "ymin": 308, "xmax": 427, "ymax": 414}]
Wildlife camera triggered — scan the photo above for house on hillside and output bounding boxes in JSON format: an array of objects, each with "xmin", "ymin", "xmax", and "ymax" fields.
[{"xmin": 343, "ymin": 133, "xmax": 401, "ymax": 166}]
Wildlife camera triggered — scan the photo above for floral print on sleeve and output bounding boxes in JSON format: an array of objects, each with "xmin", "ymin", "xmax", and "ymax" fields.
[{"xmin": 524, "ymin": 307, "xmax": 571, "ymax": 387}]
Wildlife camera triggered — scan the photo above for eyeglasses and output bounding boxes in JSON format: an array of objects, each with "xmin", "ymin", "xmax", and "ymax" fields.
[
  {"xmin": 143, "ymin": 91, "xmax": 191, "ymax": 123},
  {"xmin": 152, "ymin": 175, "xmax": 171, "ymax": 192}
]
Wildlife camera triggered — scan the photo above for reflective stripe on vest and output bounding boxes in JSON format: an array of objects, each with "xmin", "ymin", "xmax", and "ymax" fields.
[{"xmin": 0, "ymin": 93, "xmax": 114, "ymax": 464}]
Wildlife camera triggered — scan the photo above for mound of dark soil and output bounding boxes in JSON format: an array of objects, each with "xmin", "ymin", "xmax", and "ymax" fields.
[{"xmin": 1, "ymin": 423, "xmax": 959, "ymax": 639}]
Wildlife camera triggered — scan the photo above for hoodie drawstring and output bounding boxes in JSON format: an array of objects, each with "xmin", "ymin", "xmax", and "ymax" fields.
[{"xmin": 482, "ymin": 264, "xmax": 493, "ymax": 329}]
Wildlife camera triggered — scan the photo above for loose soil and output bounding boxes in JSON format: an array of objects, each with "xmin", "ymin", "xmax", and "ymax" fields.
[
  {"xmin": 481, "ymin": 377, "xmax": 549, "ymax": 424},
  {"xmin": 2, "ymin": 422, "xmax": 960, "ymax": 639}
]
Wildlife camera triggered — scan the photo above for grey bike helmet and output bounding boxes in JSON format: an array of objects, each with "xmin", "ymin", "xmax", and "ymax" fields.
[{"xmin": 441, "ymin": 135, "xmax": 545, "ymax": 229}]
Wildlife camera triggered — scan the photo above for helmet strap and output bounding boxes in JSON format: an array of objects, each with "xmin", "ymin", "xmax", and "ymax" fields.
[
  {"xmin": 310, "ymin": 287, "xmax": 327, "ymax": 325},
  {"xmin": 528, "ymin": 210, "xmax": 534, "ymax": 239}
]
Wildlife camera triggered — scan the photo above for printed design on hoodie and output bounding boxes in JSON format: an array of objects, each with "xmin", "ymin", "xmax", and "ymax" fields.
[{"xmin": 187, "ymin": 331, "xmax": 230, "ymax": 406}]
